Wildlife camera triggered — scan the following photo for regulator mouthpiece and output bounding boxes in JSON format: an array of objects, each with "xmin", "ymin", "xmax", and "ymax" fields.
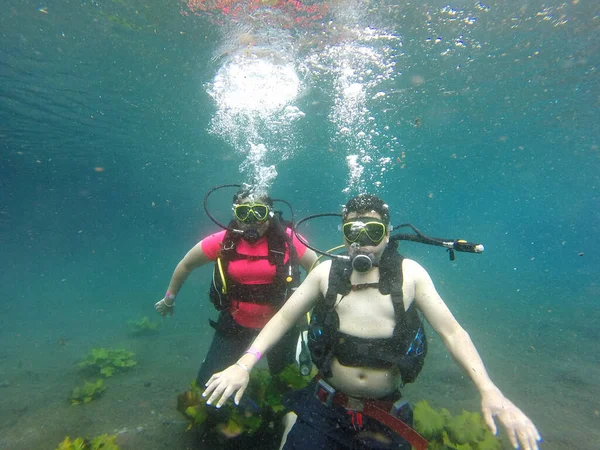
[
  {"xmin": 351, "ymin": 254, "xmax": 374, "ymax": 272},
  {"xmin": 243, "ymin": 228, "xmax": 260, "ymax": 243}
]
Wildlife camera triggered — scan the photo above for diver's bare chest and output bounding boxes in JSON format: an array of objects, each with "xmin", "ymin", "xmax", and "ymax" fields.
[{"xmin": 335, "ymin": 290, "xmax": 395, "ymax": 335}]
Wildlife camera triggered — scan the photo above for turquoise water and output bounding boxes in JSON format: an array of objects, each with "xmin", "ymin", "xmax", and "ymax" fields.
[{"xmin": 1, "ymin": 1, "xmax": 598, "ymax": 449}]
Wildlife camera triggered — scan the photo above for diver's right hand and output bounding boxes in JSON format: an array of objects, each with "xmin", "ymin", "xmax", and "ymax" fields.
[
  {"xmin": 203, "ymin": 363, "xmax": 250, "ymax": 408},
  {"xmin": 155, "ymin": 298, "xmax": 174, "ymax": 316}
]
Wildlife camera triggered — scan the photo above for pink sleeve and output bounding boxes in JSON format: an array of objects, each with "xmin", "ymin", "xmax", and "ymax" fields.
[
  {"xmin": 288, "ymin": 227, "xmax": 308, "ymax": 259},
  {"xmin": 200, "ymin": 230, "xmax": 227, "ymax": 260}
]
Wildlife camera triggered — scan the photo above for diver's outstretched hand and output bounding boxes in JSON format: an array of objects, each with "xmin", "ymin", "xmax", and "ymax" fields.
[
  {"xmin": 154, "ymin": 298, "xmax": 174, "ymax": 316},
  {"xmin": 481, "ymin": 388, "xmax": 542, "ymax": 450},
  {"xmin": 203, "ymin": 364, "xmax": 250, "ymax": 408}
]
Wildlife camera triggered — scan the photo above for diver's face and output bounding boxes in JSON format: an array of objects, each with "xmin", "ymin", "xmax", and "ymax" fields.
[
  {"xmin": 234, "ymin": 197, "xmax": 271, "ymax": 238},
  {"xmin": 343, "ymin": 211, "xmax": 389, "ymax": 256}
]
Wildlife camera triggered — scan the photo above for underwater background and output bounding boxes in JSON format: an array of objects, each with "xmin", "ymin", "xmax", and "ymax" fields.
[{"xmin": 0, "ymin": 0, "xmax": 598, "ymax": 449}]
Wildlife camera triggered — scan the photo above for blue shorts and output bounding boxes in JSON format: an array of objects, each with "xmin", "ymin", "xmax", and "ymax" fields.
[{"xmin": 283, "ymin": 380, "xmax": 412, "ymax": 450}]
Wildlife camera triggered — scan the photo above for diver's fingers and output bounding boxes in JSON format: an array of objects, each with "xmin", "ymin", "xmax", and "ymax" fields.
[
  {"xmin": 506, "ymin": 426, "xmax": 518, "ymax": 449},
  {"xmin": 155, "ymin": 301, "xmax": 171, "ymax": 316},
  {"xmin": 483, "ymin": 410, "xmax": 497, "ymax": 435},
  {"xmin": 527, "ymin": 433, "xmax": 540, "ymax": 450},
  {"xmin": 516, "ymin": 429, "xmax": 529, "ymax": 450},
  {"xmin": 521, "ymin": 424, "xmax": 541, "ymax": 450},
  {"xmin": 520, "ymin": 431, "xmax": 534, "ymax": 450},
  {"xmin": 215, "ymin": 384, "xmax": 236, "ymax": 409},
  {"xmin": 234, "ymin": 384, "xmax": 247, "ymax": 406},
  {"xmin": 205, "ymin": 372, "xmax": 222, "ymax": 388},
  {"xmin": 202, "ymin": 375, "xmax": 222, "ymax": 401},
  {"xmin": 509, "ymin": 412, "xmax": 541, "ymax": 450},
  {"xmin": 204, "ymin": 380, "xmax": 227, "ymax": 406},
  {"xmin": 533, "ymin": 424, "xmax": 542, "ymax": 443}
]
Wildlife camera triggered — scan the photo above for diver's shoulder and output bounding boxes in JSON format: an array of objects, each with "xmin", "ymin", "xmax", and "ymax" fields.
[
  {"xmin": 314, "ymin": 259, "xmax": 333, "ymax": 274},
  {"xmin": 315, "ymin": 259, "xmax": 332, "ymax": 273},
  {"xmin": 401, "ymin": 257, "xmax": 429, "ymax": 276}
]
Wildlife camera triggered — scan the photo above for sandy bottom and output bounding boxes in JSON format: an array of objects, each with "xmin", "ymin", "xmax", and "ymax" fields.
[{"xmin": 0, "ymin": 309, "xmax": 598, "ymax": 450}]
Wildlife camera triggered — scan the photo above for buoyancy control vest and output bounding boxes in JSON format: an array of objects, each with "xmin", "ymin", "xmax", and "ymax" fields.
[
  {"xmin": 209, "ymin": 216, "xmax": 301, "ymax": 311},
  {"xmin": 307, "ymin": 242, "xmax": 427, "ymax": 385}
]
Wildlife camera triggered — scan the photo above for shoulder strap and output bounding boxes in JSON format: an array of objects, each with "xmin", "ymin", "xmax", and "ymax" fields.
[
  {"xmin": 378, "ymin": 245, "xmax": 406, "ymax": 325},
  {"xmin": 266, "ymin": 221, "xmax": 284, "ymax": 266},
  {"xmin": 220, "ymin": 220, "xmax": 242, "ymax": 252},
  {"xmin": 267, "ymin": 218, "xmax": 299, "ymax": 287},
  {"xmin": 380, "ymin": 247, "xmax": 424, "ymax": 365},
  {"xmin": 324, "ymin": 257, "xmax": 352, "ymax": 308},
  {"xmin": 311, "ymin": 258, "xmax": 349, "ymax": 378},
  {"xmin": 218, "ymin": 221, "xmax": 241, "ymax": 277}
]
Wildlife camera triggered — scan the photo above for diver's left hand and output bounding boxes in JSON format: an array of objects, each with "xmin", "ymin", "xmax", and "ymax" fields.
[{"xmin": 481, "ymin": 388, "xmax": 542, "ymax": 450}]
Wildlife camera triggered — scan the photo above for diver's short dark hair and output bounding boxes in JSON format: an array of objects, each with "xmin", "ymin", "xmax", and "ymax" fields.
[
  {"xmin": 343, "ymin": 194, "xmax": 390, "ymax": 224},
  {"xmin": 233, "ymin": 188, "xmax": 273, "ymax": 207}
]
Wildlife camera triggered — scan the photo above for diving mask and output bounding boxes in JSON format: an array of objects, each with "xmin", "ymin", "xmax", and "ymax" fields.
[
  {"xmin": 233, "ymin": 203, "xmax": 271, "ymax": 223},
  {"xmin": 343, "ymin": 218, "xmax": 386, "ymax": 245}
]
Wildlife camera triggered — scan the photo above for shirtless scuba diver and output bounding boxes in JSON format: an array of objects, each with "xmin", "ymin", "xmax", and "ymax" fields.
[{"xmin": 203, "ymin": 193, "xmax": 542, "ymax": 450}]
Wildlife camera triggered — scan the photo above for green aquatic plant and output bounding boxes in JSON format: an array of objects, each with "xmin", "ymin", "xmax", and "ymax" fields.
[
  {"xmin": 413, "ymin": 400, "xmax": 502, "ymax": 450},
  {"xmin": 177, "ymin": 380, "xmax": 209, "ymax": 430},
  {"xmin": 56, "ymin": 433, "xmax": 119, "ymax": 450},
  {"xmin": 177, "ymin": 364, "xmax": 312, "ymax": 437},
  {"xmin": 277, "ymin": 363, "xmax": 317, "ymax": 390},
  {"xmin": 257, "ymin": 364, "xmax": 314, "ymax": 414},
  {"xmin": 176, "ymin": 379, "xmax": 263, "ymax": 435},
  {"xmin": 56, "ymin": 436, "xmax": 86, "ymax": 450},
  {"xmin": 446, "ymin": 409, "xmax": 485, "ymax": 445},
  {"xmin": 476, "ymin": 432, "xmax": 505, "ymax": 450},
  {"xmin": 70, "ymin": 379, "xmax": 106, "ymax": 405},
  {"xmin": 127, "ymin": 316, "xmax": 159, "ymax": 335},
  {"xmin": 88, "ymin": 434, "xmax": 119, "ymax": 450},
  {"xmin": 78, "ymin": 348, "xmax": 137, "ymax": 377},
  {"xmin": 413, "ymin": 399, "xmax": 447, "ymax": 441}
]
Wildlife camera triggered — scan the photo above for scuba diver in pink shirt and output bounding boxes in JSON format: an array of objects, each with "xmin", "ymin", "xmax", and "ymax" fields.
[{"xmin": 155, "ymin": 184, "xmax": 317, "ymax": 386}]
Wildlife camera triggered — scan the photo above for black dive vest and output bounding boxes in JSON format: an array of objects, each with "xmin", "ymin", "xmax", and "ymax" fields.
[
  {"xmin": 209, "ymin": 218, "xmax": 301, "ymax": 312},
  {"xmin": 308, "ymin": 243, "xmax": 427, "ymax": 385}
]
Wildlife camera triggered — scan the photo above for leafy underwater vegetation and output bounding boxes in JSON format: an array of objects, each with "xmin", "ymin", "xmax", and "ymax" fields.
[
  {"xmin": 177, "ymin": 364, "xmax": 313, "ymax": 438},
  {"xmin": 127, "ymin": 316, "xmax": 159, "ymax": 335},
  {"xmin": 413, "ymin": 400, "xmax": 503, "ymax": 450},
  {"xmin": 55, "ymin": 433, "xmax": 119, "ymax": 450},
  {"xmin": 78, "ymin": 348, "xmax": 137, "ymax": 378},
  {"xmin": 70, "ymin": 379, "xmax": 106, "ymax": 406}
]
